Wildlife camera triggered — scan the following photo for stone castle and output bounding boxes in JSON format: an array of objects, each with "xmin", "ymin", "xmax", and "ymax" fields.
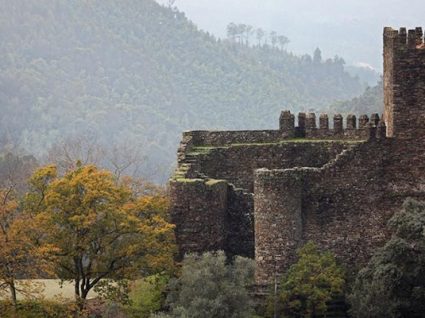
[{"xmin": 169, "ymin": 27, "xmax": 425, "ymax": 289}]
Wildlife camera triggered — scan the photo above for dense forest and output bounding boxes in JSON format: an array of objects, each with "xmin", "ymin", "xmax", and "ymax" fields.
[
  {"xmin": 328, "ymin": 81, "xmax": 383, "ymax": 115},
  {"xmin": 0, "ymin": 0, "xmax": 372, "ymax": 182}
]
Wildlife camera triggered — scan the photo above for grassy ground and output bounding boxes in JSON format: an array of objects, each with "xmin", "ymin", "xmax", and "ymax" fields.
[{"xmin": 0, "ymin": 280, "xmax": 99, "ymax": 301}]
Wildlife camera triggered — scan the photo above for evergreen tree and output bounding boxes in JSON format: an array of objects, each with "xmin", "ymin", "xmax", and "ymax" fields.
[
  {"xmin": 349, "ymin": 198, "xmax": 425, "ymax": 318},
  {"xmin": 313, "ymin": 48, "xmax": 322, "ymax": 64}
]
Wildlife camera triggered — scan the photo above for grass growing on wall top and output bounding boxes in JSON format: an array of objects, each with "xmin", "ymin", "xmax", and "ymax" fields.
[{"xmin": 188, "ymin": 139, "xmax": 364, "ymax": 153}]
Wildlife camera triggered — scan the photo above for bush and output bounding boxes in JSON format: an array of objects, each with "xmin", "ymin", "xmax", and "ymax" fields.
[
  {"xmin": 127, "ymin": 275, "xmax": 169, "ymax": 318},
  {"xmin": 158, "ymin": 251, "xmax": 255, "ymax": 318},
  {"xmin": 349, "ymin": 198, "xmax": 425, "ymax": 317},
  {"xmin": 268, "ymin": 242, "xmax": 345, "ymax": 318},
  {"xmin": 0, "ymin": 300, "xmax": 74, "ymax": 318}
]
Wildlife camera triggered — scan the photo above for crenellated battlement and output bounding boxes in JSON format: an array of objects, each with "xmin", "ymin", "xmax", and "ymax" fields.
[
  {"xmin": 177, "ymin": 111, "xmax": 385, "ymax": 156},
  {"xmin": 279, "ymin": 110, "xmax": 385, "ymax": 139},
  {"xmin": 384, "ymin": 27, "xmax": 425, "ymax": 50}
]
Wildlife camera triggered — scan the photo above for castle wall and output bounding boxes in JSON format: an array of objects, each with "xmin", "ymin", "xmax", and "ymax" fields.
[
  {"xmin": 178, "ymin": 111, "xmax": 372, "ymax": 157},
  {"xmin": 302, "ymin": 140, "xmax": 392, "ymax": 273},
  {"xmin": 171, "ymin": 113, "xmax": 378, "ymax": 261},
  {"xmin": 226, "ymin": 188, "xmax": 254, "ymax": 258},
  {"xmin": 169, "ymin": 178, "xmax": 256, "ymax": 259},
  {"xmin": 169, "ymin": 179, "xmax": 228, "ymax": 259},
  {"xmin": 189, "ymin": 142, "xmax": 355, "ymax": 192},
  {"xmin": 254, "ymin": 138, "xmax": 394, "ymax": 285}
]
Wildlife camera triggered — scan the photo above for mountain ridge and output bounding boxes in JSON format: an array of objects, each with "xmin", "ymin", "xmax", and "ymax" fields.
[{"xmin": 0, "ymin": 0, "xmax": 366, "ymax": 182}]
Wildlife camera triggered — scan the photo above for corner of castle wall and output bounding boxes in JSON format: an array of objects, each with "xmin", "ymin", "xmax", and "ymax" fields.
[{"xmin": 169, "ymin": 178, "xmax": 229, "ymax": 259}]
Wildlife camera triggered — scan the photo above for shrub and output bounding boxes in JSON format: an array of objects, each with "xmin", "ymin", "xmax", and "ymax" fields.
[
  {"xmin": 158, "ymin": 251, "xmax": 255, "ymax": 318},
  {"xmin": 127, "ymin": 275, "xmax": 169, "ymax": 318},
  {"xmin": 269, "ymin": 242, "xmax": 345, "ymax": 318},
  {"xmin": 0, "ymin": 300, "xmax": 74, "ymax": 318},
  {"xmin": 349, "ymin": 198, "xmax": 425, "ymax": 318}
]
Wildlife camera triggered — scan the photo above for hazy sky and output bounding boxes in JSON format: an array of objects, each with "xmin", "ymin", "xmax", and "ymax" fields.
[{"xmin": 156, "ymin": 0, "xmax": 424, "ymax": 71}]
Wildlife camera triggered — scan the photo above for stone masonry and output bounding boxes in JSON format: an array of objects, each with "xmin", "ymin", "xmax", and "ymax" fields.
[{"xmin": 169, "ymin": 27, "xmax": 425, "ymax": 289}]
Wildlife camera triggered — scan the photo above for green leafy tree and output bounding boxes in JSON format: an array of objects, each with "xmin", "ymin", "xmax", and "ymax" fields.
[
  {"xmin": 127, "ymin": 274, "xmax": 169, "ymax": 318},
  {"xmin": 25, "ymin": 163, "xmax": 175, "ymax": 310},
  {"xmin": 349, "ymin": 198, "xmax": 425, "ymax": 318},
  {"xmin": 271, "ymin": 242, "xmax": 345, "ymax": 318},
  {"xmin": 158, "ymin": 251, "xmax": 255, "ymax": 318}
]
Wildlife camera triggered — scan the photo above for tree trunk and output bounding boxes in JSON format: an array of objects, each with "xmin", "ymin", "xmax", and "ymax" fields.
[
  {"xmin": 8, "ymin": 280, "xmax": 18, "ymax": 318},
  {"xmin": 9, "ymin": 280, "xmax": 17, "ymax": 308},
  {"xmin": 75, "ymin": 279, "xmax": 86, "ymax": 311},
  {"xmin": 81, "ymin": 288, "xmax": 89, "ymax": 301}
]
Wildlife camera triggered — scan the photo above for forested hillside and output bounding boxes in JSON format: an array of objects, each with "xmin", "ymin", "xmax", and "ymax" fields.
[
  {"xmin": 0, "ymin": 0, "xmax": 366, "ymax": 182},
  {"xmin": 328, "ymin": 81, "xmax": 383, "ymax": 115}
]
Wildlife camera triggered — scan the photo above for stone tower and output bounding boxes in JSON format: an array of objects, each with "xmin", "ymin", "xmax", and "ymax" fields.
[{"xmin": 384, "ymin": 27, "xmax": 425, "ymax": 138}]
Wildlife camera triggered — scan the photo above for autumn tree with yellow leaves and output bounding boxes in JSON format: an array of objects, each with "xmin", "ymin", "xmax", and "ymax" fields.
[
  {"xmin": 0, "ymin": 153, "xmax": 54, "ymax": 310},
  {"xmin": 25, "ymin": 163, "xmax": 176, "ymax": 310},
  {"xmin": 0, "ymin": 187, "xmax": 55, "ymax": 309}
]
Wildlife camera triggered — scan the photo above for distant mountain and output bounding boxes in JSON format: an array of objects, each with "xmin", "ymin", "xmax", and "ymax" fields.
[
  {"xmin": 0, "ymin": 0, "xmax": 365, "ymax": 182},
  {"xmin": 158, "ymin": 0, "xmax": 425, "ymax": 71},
  {"xmin": 327, "ymin": 81, "xmax": 383, "ymax": 116},
  {"xmin": 344, "ymin": 65, "xmax": 381, "ymax": 87}
]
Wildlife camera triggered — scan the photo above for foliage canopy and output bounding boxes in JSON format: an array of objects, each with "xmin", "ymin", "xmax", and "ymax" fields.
[
  {"xmin": 158, "ymin": 251, "xmax": 255, "ymax": 318},
  {"xmin": 349, "ymin": 198, "xmax": 425, "ymax": 318},
  {"xmin": 24, "ymin": 163, "xmax": 175, "ymax": 308},
  {"xmin": 271, "ymin": 242, "xmax": 345, "ymax": 318}
]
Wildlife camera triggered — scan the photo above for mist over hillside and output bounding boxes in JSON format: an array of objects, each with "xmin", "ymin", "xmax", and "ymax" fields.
[
  {"xmin": 157, "ymin": 0, "xmax": 424, "ymax": 71},
  {"xmin": 1, "ymin": 0, "xmax": 369, "ymax": 182}
]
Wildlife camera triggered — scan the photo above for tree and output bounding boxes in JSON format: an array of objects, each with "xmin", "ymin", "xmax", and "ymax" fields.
[
  {"xmin": 270, "ymin": 31, "xmax": 277, "ymax": 47},
  {"xmin": 159, "ymin": 251, "xmax": 255, "ymax": 318},
  {"xmin": 226, "ymin": 23, "xmax": 238, "ymax": 42},
  {"xmin": 277, "ymin": 35, "xmax": 289, "ymax": 50},
  {"xmin": 272, "ymin": 242, "xmax": 345, "ymax": 317},
  {"xmin": 313, "ymin": 48, "xmax": 322, "ymax": 64},
  {"xmin": 270, "ymin": 31, "xmax": 278, "ymax": 48},
  {"xmin": 167, "ymin": 0, "xmax": 176, "ymax": 8},
  {"xmin": 0, "ymin": 153, "xmax": 48, "ymax": 310},
  {"xmin": 349, "ymin": 198, "xmax": 425, "ymax": 318},
  {"xmin": 127, "ymin": 274, "xmax": 169, "ymax": 318},
  {"xmin": 46, "ymin": 134, "xmax": 106, "ymax": 174},
  {"xmin": 47, "ymin": 135, "xmax": 147, "ymax": 179},
  {"xmin": 256, "ymin": 28, "xmax": 265, "ymax": 46},
  {"xmin": 0, "ymin": 152, "xmax": 38, "ymax": 194},
  {"xmin": 25, "ymin": 163, "xmax": 176, "ymax": 310},
  {"xmin": 0, "ymin": 186, "xmax": 53, "ymax": 309},
  {"xmin": 236, "ymin": 24, "xmax": 247, "ymax": 44},
  {"xmin": 245, "ymin": 25, "xmax": 254, "ymax": 46}
]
